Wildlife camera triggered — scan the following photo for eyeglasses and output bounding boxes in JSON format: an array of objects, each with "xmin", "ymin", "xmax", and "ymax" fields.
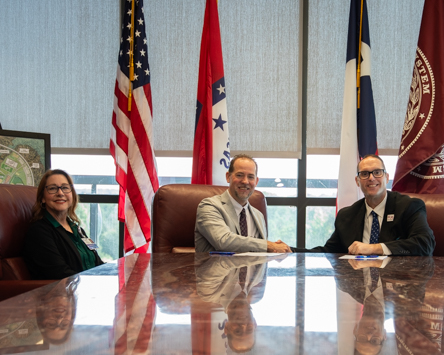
[
  {"xmin": 355, "ymin": 334, "xmax": 384, "ymax": 346},
  {"xmin": 45, "ymin": 184, "xmax": 73, "ymax": 194},
  {"xmin": 357, "ymin": 169, "xmax": 385, "ymax": 180}
]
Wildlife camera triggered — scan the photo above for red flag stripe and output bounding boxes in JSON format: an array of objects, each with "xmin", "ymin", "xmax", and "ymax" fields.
[
  {"xmin": 125, "ymin": 166, "xmax": 153, "ymax": 245},
  {"xmin": 133, "ymin": 294, "xmax": 156, "ymax": 352},
  {"xmin": 111, "ymin": 122, "xmax": 129, "ymax": 158},
  {"xmin": 130, "ymin": 89, "xmax": 159, "ymax": 190},
  {"xmin": 123, "ymin": 223, "xmax": 133, "ymax": 252},
  {"xmin": 113, "ymin": 255, "xmax": 156, "ymax": 354}
]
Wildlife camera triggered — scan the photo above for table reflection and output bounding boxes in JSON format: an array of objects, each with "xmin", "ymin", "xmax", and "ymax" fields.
[
  {"xmin": 0, "ymin": 253, "xmax": 444, "ymax": 354},
  {"xmin": 151, "ymin": 253, "xmax": 297, "ymax": 354},
  {"xmin": 195, "ymin": 255, "xmax": 269, "ymax": 352},
  {"xmin": 0, "ymin": 276, "xmax": 79, "ymax": 352},
  {"xmin": 36, "ymin": 276, "xmax": 79, "ymax": 344},
  {"xmin": 328, "ymin": 255, "xmax": 441, "ymax": 355}
]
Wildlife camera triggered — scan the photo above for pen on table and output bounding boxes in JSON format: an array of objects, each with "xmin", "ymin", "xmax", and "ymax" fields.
[
  {"xmin": 355, "ymin": 255, "xmax": 379, "ymax": 259},
  {"xmin": 209, "ymin": 251, "xmax": 235, "ymax": 256}
]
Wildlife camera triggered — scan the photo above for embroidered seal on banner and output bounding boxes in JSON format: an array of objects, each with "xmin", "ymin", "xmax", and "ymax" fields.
[
  {"xmin": 410, "ymin": 145, "xmax": 444, "ymax": 180},
  {"xmin": 399, "ymin": 47, "xmax": 435, "ymax": 158}
]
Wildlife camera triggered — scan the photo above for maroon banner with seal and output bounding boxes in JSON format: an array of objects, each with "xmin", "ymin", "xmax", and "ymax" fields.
[{"xmin": 392, "ymin": 0, "xmax": 444, "ymax": 194}]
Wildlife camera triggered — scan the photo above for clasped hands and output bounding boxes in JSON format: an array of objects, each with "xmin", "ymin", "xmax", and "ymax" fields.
[
  {"xmin": 348, "ymin": 241, "xmax": 383, "ymax": 256},
  {"xmin": 267, "ymin": 239, "xmax": 292, "ymax": 253}
]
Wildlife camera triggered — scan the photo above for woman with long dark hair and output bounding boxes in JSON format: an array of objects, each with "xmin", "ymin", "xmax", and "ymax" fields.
[{"xmin": 24, "ymin": 169, "xmax": 103, "ymax": 279}]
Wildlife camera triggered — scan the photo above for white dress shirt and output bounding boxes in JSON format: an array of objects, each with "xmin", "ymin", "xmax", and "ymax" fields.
[
  {"xmin": 363, "ymin": 193, "xmax": 392, "ymax": 255},
  {"xmin": 227, "ymin": 192, "xmax": 259, "ymax": 238}
]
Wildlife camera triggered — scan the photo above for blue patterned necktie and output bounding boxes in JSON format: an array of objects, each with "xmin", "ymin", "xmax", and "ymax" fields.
[
  {"xmin": 240, "ymin": 208, "xmax": 248, "ymax": 236},
  {"xmin": 370, "ymin": 211, "xmax": 380, "ymax": 244}
]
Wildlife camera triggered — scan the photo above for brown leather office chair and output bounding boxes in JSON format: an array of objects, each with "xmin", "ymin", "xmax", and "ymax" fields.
[
  {"xmin": 151, "ymin": 184, "xmax": 268, "ymax": 253},
  {"xmin": 0, "ymin": 184, "xmax": 54, "ymax": 300},
  {"xmin": 403, "ymin": 193, "xmax": 444, "ymax": 256}
]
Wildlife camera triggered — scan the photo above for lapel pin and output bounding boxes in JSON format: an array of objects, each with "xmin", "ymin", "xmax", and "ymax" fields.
[{"xmin": 387, "ymin": 214, "xmax": 394, "ymax": 222}]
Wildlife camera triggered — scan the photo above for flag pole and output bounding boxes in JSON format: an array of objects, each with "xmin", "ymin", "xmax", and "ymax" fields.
[
  {"xmin": 128, "ymin": 0, "xmax": 135, "ymax": 111},
  {"xmin": 356, "ymin": 0, "xmax": 364, "ymax": 109}
]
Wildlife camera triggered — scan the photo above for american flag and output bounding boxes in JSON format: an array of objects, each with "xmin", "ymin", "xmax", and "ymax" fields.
[
  {"xmin": 337, "ymin": 0, "xmax": 378, "ymax": 211},
  {"xmin": 110, "ymin": 0, "xmax": 159, "ymax": 253},
  {"xmin": 192, "ymin": 0, "xmax": 230, "ymax": 186}
]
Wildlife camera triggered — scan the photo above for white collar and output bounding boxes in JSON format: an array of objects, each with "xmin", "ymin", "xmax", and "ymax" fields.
[
  {"xmin": 227, "ymin": 190, "xmax": 250, "ymax": 216},
  {"xmin": 365, "ymin": 192, "xmax": 387, "ymax": 218}
]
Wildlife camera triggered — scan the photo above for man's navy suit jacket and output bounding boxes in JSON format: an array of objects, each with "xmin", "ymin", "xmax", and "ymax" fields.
[{"xmin": 313, "ymin": 191, "xmax": 435, "ymax": 256}]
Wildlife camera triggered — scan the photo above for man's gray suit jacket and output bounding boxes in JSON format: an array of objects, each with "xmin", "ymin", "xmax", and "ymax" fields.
[
  {"xmin": 195, "ymin": 256, "xmax": 268, "ymax": 309},
  {"xmin": 194, "ymin": 190, "xmax": 268, "ymax": 253}
]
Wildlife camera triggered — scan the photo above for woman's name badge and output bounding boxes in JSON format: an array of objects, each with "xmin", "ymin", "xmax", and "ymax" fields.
[{"xmin": 82, "ymin": 238, "xmax": 99, "ymax": 250}]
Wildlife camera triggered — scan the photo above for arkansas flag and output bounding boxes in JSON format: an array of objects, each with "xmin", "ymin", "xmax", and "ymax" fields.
[
  {"xmin": 110, "ymin": 0, "xmax": 159, "ymax": 253},
  {"xmin": 192, "ymin": 0, "xmax": 230, "ymax": 185},
  {"xmin": 337, "ymin": 0, "xmax": 378, "ymax": 211},
  {"xmin": 392, "ymin": 0, "xmax": 444, "ymax": 194}
]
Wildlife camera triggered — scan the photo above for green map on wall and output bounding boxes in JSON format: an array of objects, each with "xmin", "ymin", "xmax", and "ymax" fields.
[{"xmin": 0, "ymin": 135, "xmax": 46, "ymax": 186}]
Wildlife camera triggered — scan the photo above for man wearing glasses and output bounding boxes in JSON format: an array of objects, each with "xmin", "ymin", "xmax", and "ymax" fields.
[{"xmin": 310, "ymin": 154, "xmax": 435, "ymax": 256}]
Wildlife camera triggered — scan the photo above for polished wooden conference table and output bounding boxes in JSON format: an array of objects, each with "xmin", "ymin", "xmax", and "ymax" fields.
[{"xmin": 0, "ymin": 252, "xmax": 443, "ymax": 354}]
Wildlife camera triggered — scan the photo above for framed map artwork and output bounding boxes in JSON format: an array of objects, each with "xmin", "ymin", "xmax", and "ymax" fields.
[{"xmin": 0, "ymin": 130, "xmax": 51, "ymax": 187}]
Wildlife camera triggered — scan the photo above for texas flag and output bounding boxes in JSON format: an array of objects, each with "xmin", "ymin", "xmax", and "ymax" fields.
[
  {"xmin": 192, "ymin": 0, "xmax": 230, "ymax": 186},
  {"xmin": 337, "ymin": 0, "xmax": 378, "ymax": 211}
]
